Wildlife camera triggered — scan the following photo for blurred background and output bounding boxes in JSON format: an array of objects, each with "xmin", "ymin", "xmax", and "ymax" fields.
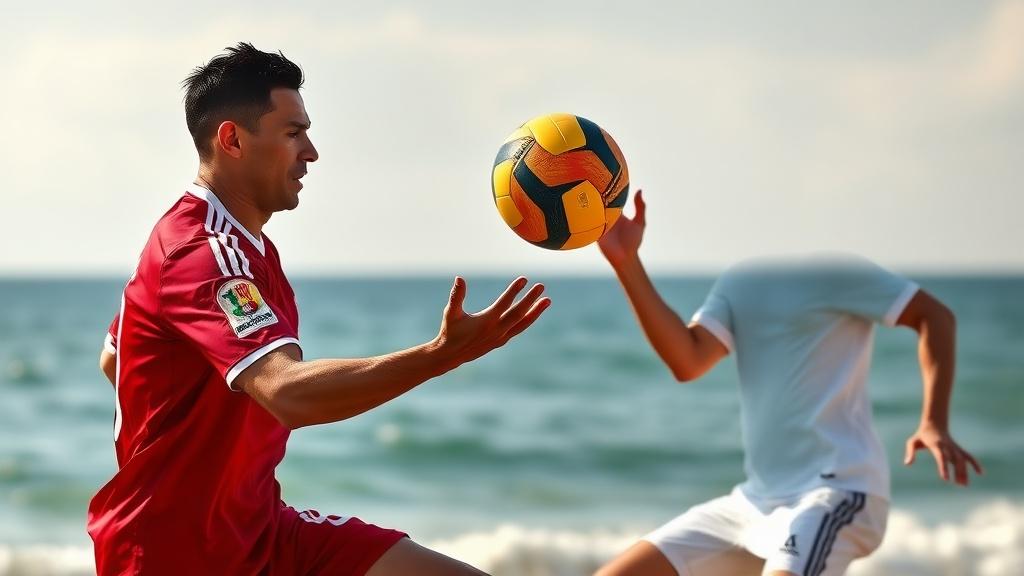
[{"xmin": 1, "ymin": 1, "xmax": 1021, "ymax": 574}]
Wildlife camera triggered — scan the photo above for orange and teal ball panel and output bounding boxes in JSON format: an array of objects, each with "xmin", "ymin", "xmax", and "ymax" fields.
[{"xmin": 492, "ymin": 113, "xmax": 629, "ymax": 250}]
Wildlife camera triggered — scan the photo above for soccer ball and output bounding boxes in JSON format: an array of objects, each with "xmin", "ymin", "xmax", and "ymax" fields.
[{"xmin": 491, "ymin": 113, "xmax": 629, "ymax": 250}]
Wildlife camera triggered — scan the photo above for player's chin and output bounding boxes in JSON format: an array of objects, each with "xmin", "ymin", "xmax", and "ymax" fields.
[{"xmin": 282, "ymin": 180, "xmax": 302, "ymax": 209}]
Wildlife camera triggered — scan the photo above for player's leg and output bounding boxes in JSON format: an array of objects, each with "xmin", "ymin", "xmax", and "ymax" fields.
[
  {"xmin": 595, "ymin": 540, "xmax": 677, "ymax": 576},
  {"xmin": 759, "ymin": 490, "xmax": 888, "ymax": 576},
  {"xmin": 598, "ymin": 493, "xmax": 765, "ymax": 576},
  {"xmin": 365, "ymin": 538, "xmax": 486, "ymax": 576}
]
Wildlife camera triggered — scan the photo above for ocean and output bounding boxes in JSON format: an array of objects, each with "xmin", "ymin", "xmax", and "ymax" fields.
[{"xmin": 0, "ymin": 276, "xmax": 1021, "ymax": 575}]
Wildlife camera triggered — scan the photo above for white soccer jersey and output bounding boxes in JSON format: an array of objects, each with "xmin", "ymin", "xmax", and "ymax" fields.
[{"xmin": 692, "ymin": 255, "xmax": 919, "ymax": 502}]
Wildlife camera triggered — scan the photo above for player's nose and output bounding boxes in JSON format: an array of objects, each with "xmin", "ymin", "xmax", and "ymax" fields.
[{"xmin": 302, "ymin": 137, "xmax": 319, "ymax": 163}]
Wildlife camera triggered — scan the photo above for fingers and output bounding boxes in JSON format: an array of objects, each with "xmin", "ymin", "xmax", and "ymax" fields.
[
  {"xmin": 951, "ymin": 444, "xmax": 983, "ymax": 486},
  {"xmin": 946, "ymin": 446, "xmax": 964, "ymax": 485},
  {"xmin": 483, "ymin": 277, "xmax": 527, "ymax": 315},
  {"xmin": 446, "ymin": 276, "xmax": 467, "ymax": 317},
  {"xmin": 963, "ymin": 449, "xmax": 984, "ymax": 476},
  {"xmin": 928, "ymin": 444, "xmax": 948, "ymax": 482},
  {"xmin": 501, "ymin": 296, "xmax": 551, "ymax": 343},
  {"xmin": 498, "ymin": 282, "xmax": 546, "ymax": 327},
  {"xmin": 907, "ymin": 433, "xmax": 984, "ymax": 487},
  {"xmin": 903, "ymin": 438, "xmax": 918, "ymax": 466},
  {"xmin": 634, "ymin": 189, "xmax": 646, "ymax": 228}
]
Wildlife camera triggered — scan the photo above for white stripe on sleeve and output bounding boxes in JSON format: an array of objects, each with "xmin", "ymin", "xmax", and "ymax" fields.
[
  {"xmin": 213, "ymin": 209, "xmax": 226, "ymax": 235},
  {"xmin": 225, "ymin": 338, "xmax": 301, "ymax": 391},
  {"xmin": 227, "ymin": 233, "xmax": 254, "ymax": 279},
  {"xmin": 103, "ymin": 333, "xmax": 116, "ymax": 354},
  {"xmin": 204, "ymin": 201, "xmax": 216, "ymax": 233},
  {"xmin": 218, "ymin": 232, "xmax": 244, "ymax": 276},
  {"xmin": 691, "ymin": 311, "xmax": 735, "ymax": 352},
  {"xmin": 207, "ymin": 237, "xmax": 231, "ymax": 276}
]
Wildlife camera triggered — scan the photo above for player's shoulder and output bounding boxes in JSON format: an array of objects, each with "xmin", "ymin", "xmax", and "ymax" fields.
[
  {"xmin": 150, "ymin": 191, "xmax": 209, "ymax": 254},
  {"xmin": 153, "ymin": 190, "xmax": 204, "ymax": 235},
  {"xmin": 711, "ymin": 255, "xmax": 829, "ymax": 303},
  {"xmin": 151, "ymin": 190, "xmax": 245, "ymax": 284},
  {"xmin": 721, "ymin": 253, "xmax": 891, "ymax": 283},
  {"xmin": 710, "ymin": 257, "xmax": 774, "ymax": 294},
  {"xmin": 143, "ymin": 185, "xmax": 280, "ymax": 290}
]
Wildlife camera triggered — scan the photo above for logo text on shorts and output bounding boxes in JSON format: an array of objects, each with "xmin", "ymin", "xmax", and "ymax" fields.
[{"xmin": 780, "ymin": 534, "xmax": 799, "ymax": 556}]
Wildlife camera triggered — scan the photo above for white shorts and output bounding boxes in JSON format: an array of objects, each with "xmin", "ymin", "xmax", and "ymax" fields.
[{"xmin": 643, "ymin": 487, "xmax": 888, "ymax": 576}]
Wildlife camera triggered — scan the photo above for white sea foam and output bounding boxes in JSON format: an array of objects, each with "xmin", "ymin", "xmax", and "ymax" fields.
[
  {"xmin": 0, "ymin": 545, "xmax": 93, "ymax": 576},
  {"xmin": 2, "ymin": 501, "xmax": 1021, "ymax": 575},
  {"xmin": 429, "ymin": 524, "xmax": 636, "ymax": 576},
  {"xmin": 848, "ymin": 501, "xmax": 1024, "ymax": 576}
]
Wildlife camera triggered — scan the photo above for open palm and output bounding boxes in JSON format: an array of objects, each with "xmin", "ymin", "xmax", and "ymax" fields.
[{"xmin": 435, "ymin": 276, "xmax": 549, "ymax": 371}]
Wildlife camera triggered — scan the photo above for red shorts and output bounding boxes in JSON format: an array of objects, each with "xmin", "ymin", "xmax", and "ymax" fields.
[{"xmin": 270, "ymin": 506, "xmax": 408, "ymax": 575}]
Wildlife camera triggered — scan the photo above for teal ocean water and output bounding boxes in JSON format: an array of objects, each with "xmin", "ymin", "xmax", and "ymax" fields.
[{"xmin": 1, "ymin": 276, "xmax": 1022, "ymax": 575}]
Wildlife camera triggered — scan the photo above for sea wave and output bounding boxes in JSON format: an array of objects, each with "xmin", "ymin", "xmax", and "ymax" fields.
[
  {"xmin": 0, "ymin": 545, "xmax": 92, "ymax": 576},
  {"xmin": 847, "ymin": 500, "xmax": 1024, "ymax": 576},
  {"xmin": 2, "ymin": 501, "xmax": 1022, "ymax": 575}
]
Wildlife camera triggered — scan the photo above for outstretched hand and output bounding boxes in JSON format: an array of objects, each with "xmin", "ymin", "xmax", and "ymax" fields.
[
  {"xmin": 434, "ymin": 276, "xmax": 550, "ymax": 371},
  {"xmin": 598, "ymin": 189, "xmax": 645, "ymax": 267},
  {"xmin": 904, "ymin": 423, "xmax": 983, "ymax": 486}
]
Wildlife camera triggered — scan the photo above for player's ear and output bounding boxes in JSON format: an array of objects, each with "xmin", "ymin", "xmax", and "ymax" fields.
[{"xmin": 215, "ymin": 121, "xmax": 243, "ymax": 159}]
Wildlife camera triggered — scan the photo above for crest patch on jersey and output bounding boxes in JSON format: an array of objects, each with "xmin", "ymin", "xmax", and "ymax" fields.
[{"xmin": 216, "ymin": 279, "xmax": 279, "ymax": 337}]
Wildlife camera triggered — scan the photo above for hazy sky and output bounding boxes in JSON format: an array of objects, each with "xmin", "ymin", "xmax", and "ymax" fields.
[{"xmin": 2, "ymin": 1, "xmax": 1021, "ymax": 275}]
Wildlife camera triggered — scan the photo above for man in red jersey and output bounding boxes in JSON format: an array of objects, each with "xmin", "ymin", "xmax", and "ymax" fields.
[{"xmin": 90, "ymin": 43, "xmax": 549, "ymax": 575}]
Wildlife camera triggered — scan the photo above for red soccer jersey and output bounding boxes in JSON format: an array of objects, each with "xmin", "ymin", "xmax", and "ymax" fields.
[{"xmin": 88, "ymin": 184, "xmax": 302, "ymax": 574}]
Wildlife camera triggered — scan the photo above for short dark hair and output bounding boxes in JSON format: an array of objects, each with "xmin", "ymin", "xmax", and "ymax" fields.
[{"xmin": 182, "ymin": 42, "xmax": 304, "ymax": 159}]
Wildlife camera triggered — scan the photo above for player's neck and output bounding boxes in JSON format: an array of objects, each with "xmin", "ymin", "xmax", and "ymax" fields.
[{"xmin": 195, "ymin": 170, "xmax": 269, "ymax": 240}]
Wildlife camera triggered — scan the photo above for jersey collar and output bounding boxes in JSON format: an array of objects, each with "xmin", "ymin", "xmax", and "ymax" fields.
[{"xmin": 186, "ymin": 183, "xmax": 267, "ymax": 256}]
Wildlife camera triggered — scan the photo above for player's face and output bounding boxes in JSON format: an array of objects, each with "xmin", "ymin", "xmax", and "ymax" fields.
[{"xmin": 242, "ymin": 88, "xmax": 318, "ymax": 213}]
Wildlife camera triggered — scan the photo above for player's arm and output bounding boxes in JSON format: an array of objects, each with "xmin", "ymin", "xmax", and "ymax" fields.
[
  {"xmin": 897, "ymin": 289, "xmax": 983, "ymax": 485},
  {"xmin": 598, "ymin": 191, "xmax": 728, "ymax": 382},
  {"xmin": 99, "ymin": 348, "xmax": 116, "ymax": 387},
  {"xmin": 234, "ymin": 277, "xmax": 550, "ymax": 429},
  {"xmin": 99, "ymin": 329, "xmax": 117, "ymax": 387}
]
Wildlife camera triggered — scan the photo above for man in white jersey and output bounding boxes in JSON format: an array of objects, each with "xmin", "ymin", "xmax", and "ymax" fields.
[{"xmin": 594, "ymin": 191, "xmax": 983, "ymax": 576}]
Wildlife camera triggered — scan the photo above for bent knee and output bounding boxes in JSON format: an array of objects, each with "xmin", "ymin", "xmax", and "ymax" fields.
[{"xmin": 596, "ymin": 540, "xmax": 678, "ymax": 576}]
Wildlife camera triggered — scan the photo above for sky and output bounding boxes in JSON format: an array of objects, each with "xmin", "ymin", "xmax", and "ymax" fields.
[{"xmin": 1, "ymin": 1, "xmax": 1021, "ymax": 276}]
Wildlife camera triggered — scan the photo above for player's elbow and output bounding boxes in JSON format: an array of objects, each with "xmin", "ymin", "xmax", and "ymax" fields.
[
  {"xmin": 263, "ymin": 384, "xmax": 314, "ymax": 430},
  {"xmin": 236, "ymin": 371, "xmax": 309, "ymax": 429},
  {"xmin": 936, "ymin": 301, "xmax": 956, "ymax": 328},
  {"xmin": 669, "ymin": 364, "xmax": 701, "ymax": 383},
  {"xmin": 266, "ymin": 400, "xmax": 307, "ymax": 430},
  {"xmin": 664, "ymin": 329, "xmax": 726, "ymax": 384},
  {"xmin": 901, "ymin": 291, "xmax": 956, "ymax": 334},
  {"xmin": 99, "ymin": 349, "xmax": 116, "ymax": 385},
  {"xmin": 277, "ymin": 412, "xmax": 310, "ymax": 431},
  {"xmin": 234, "ymin": 345, "xmax": 313, "ymax": 429},
  {"xmin": 921, "ymin": 299, "xmax": 956, "ymax": 335},
  {"xmin": 262, "ymin": 375, "xmax": 345, "ymax": 430}
]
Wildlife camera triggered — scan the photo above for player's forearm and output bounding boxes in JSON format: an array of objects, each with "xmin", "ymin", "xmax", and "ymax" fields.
[
  {"xmin": 270, "ymin": 339, "xmax": 449, "ymax": 428},
  {"xmin": 916, "ymin": 306, "xmax": 956, "ymax": 431},
  {"xmin": 611, "ymin": 255, "xmax": 703, "ymax": 381}
]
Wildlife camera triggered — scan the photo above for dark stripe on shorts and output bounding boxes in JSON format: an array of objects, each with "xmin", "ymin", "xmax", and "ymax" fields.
[
  {"xmin": 806, "ymin": 492, "xmax": 866, "ymax": 576},
  {"xmin": 813, "ymin": 493, "xmax": 866, "ymax": 576},
  {"xmin": 804, "ymin": 510, "xmax": 833, "ymax": 575},
  {"xmin": 804, "ymin": 496, "xmax": 852, "ymax": 575}
]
